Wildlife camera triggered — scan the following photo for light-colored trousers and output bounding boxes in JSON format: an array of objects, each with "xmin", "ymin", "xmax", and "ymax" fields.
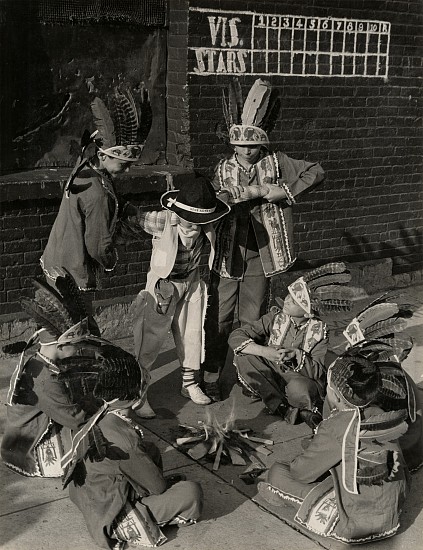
[{"xmin": 133, "ymin": 269, "xmax": 207, "ymax": 373}]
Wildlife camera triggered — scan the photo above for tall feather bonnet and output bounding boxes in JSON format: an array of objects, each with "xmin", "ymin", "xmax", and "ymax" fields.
[
  {"xmin": 222, "ymin": 78, "xmax": 274, "ymax": 146},
  {"xmin": 65, "ymin": 85, "xmax": 151, "ymax": 196}
]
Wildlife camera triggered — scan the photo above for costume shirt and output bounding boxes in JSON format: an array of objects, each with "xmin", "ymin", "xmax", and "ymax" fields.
[
  {"xmin": 1, "ymin": 354, "xmax": 86, "ymax": 476},
  {"xmin": 68, "ymin": 412, "xmax": 167, "ymax": 549},
  {"xmin": 41, "ymin": 165, "xmax": 119, "ymax": 290},
  {"xmin": 229, "ymin": 307, "xmax": 328, "ymax": 387},
  {"xmin": 134, "ymin": 210, "xmax": 213, "ymax": 279},
  {"xmin": 281, "ymin": 406, "xmax": 410, "ymax": 543},
  {"xmin": 212, "ymin": 150, "xmax": 324, "ymax": 279}
]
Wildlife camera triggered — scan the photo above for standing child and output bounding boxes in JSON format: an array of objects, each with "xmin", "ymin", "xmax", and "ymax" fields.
[
  {"xmin": 202, "ymin": 79, "xmax": 325, "ymax": 400},
  {"xmin": 229, "ymin": 263, "xmax": 353, "ymax": 430},
  {"xmin": 63, "ymin": 347, "xmax": 203, "ymax": 549},
  {"xmin": 258, "ymin": 348, "xmax": 410, "ymax": 544},
  {"xmin": 41, "ymin": 89, "xmax": 145, "ymax": 298},
  {"xmin": 130, "ymin": 175, "xmax": 230, "ymax": 417}
]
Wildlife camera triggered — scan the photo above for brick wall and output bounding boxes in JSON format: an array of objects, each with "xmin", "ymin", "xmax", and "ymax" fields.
[
  {"xmin": 1, "ymin": 0, "xmax": 422, "ymax": 318},
  {"xmin": 181, "ymin": 0, "xmax": 422, "ymax": 274},
  {"xmin": 166, "ymin": 0, "xmax": 192, "ymax": 167},
  {"xmin": 0, "ymin": 169, "xmax": 186, "ymax": 315}
]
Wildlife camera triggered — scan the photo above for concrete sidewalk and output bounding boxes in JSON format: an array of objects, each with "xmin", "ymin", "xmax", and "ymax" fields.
[{"xmin": 1, "ymin": 284, "xmax": 422, "ymax": 550}]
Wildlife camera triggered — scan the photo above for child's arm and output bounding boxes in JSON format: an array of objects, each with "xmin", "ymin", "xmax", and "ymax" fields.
[
  {"xmin": 275, "ymin": 151, "xmax": 325, "ymax": 201},
  {"xmin": 228, "ymin": 310, "xmax": 276, "ymax": 355},
  {"xmin": 36, "ymin": 372, "xmax": 87, "ymax": 431},
  {"xmin": 289, "ymin": 335, "xmax": 329, "ymax": 381},
  {"xmin": 82, "ymin": 189, "xmax": 117, "ymax": 271},
  {"xmin": 217, "ymin": 185, "xmax": 270, "ymax": 204},
  {"xmin": 289, "ymin": 413, "xmax": 345, "ymax": 483}
]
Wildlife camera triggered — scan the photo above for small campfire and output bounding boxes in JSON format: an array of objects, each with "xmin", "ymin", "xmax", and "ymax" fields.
[{"xmin": 175, "ymin": 408, "xmax": 273, "ymax": 482}]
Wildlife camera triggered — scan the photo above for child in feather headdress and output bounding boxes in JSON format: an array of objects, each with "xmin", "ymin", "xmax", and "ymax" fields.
[
  {"xmin": 41, "ymin": 87, "xmax": 146, "ymax": 296},
  {"xmin": 1, "ymin": 273, "xmax": 101, "ymax": 478},
  {"xmin": 340, "ymin": 297, "xmax": 423, "ymax": 472},
  {"xmin": 257, "ymin": 347, "xmax": 410, "ymax": 544},
  {"xmin": 229, "ymin": 263, "xmax": 354, "ymax": 430},
  {"xmin": 202, "ymin": 78, "xmax": 325, "ymax": 401},
  {"xmin": 62, "ymin": 347, "xmax": 203, "ymax": 549}
]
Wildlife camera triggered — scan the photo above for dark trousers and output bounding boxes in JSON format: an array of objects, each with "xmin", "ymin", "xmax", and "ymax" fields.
[
  {"xmin": 235, "ymin": 354, "xmax": 321, "ymax": 420},
  {"xmin": 202, "ymin": 259, "xmax": 268, "ymax": 375}
]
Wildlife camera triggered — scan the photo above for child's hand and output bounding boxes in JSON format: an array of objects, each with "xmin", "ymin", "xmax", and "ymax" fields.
[
  {"xmin": 225, "ymin": 186, "xmax": 243, "ymax": 200},
  {"xmin": 280, "ymin": 349, "xmax": 296, "ymax": 361},
  {"xmin": 263, "ymin": 346, "xmax": 287, "ymax": 363},
  {"xmin": 264, "ymin": 184, "xmax": 287, "ymax": 203}
]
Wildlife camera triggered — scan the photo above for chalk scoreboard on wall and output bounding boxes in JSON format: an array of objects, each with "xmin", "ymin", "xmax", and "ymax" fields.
[{"xmin": 188, "ymin": 7, "xmax": 391, "ymax": 78}]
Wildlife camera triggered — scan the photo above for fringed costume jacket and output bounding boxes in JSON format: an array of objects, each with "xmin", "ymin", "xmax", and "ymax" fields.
[
  {"xmin": 41, "ymin": 165, "xmax": 121, "ymax": 290},
  {"xmin": 1, "ymin": 354, "xmax": 86, "ymax": 477},
  {"xmin": 212, "ymin": 151, "xmax": 324, "ymax": 279},
  {"xmin": 262, "ymin": 405, "xmax": 410, "ymax": 544}
]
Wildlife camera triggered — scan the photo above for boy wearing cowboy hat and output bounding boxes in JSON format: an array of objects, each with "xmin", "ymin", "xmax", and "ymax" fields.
[{"xmin": 129, "ymin": 175, "xmax": 230, "ymax": 416}]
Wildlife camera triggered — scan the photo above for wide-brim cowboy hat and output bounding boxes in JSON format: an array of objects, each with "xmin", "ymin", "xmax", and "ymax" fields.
[{"xmin": 160, "ymin": 175, "xmax": 230, "ymax": 224}]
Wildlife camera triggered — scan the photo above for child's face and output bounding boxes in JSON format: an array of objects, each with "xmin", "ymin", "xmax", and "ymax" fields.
[
  {"xmin": 234, "ymin": 144, "xmax": 262, "ymax": 164},
  {"xmin": 99, "ymin": 153, "xmax": 133, "ymax": 176},
  {"xmin": 177, "ymin": 216, "xmax": 199, "ymax": 230},
  {"xmin": 282, "ymin": 294, "xmax": 307, "ymax": 318}
]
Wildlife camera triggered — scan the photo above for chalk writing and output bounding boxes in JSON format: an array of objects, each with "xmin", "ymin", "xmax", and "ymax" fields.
[{"xmin": 189, "ymin": 8, "xmax": 391, "ymax": 78}]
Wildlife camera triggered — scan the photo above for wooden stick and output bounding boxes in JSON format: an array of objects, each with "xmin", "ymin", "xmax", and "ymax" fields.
[
  {"xmin": 188, "ymin": 441, "xmax": 211, "ymax": 460},
  {"xmin": 227, "ymin": 446, "xmax": 247, "ymax": 465},
  {"xmin": 176, "ymin": 435, "xmax": 204, "ymax": 446},
  {"xmin": 244, "ymin": 435, "xmax": 274, "ymax": 445},
  {"xmin": 213, "ymin": 441, "xmax": 224, "ymax": 470}
]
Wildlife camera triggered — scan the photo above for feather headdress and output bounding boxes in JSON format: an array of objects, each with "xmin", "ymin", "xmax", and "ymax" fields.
[
  {"xmin": 343, "ymin": 296, "xmax": 413, "ymax": 361},
  {"xmin": 65, "ymin": 84, "xmax": 151, "ymax": 196},
  {"xmin": 339, "ymin": 297, "xmax": 416, "ymax": 431},
  {"xmin": 220, "ymin": 78, "xmax": 277, "ymax": 146},
  {"xmin": 287, "ymin": 262, "xmax": 355, "ymax": 317},
  {"xmin": 4, "ymin": 271, "xmax": 100, "ymax": 405},
  {"xmin": 60, "ymin": 348, "xmax": 149, "ymax": 488}
]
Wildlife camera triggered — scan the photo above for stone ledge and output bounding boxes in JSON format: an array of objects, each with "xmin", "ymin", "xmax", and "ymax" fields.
[
  {"xmin": 269, "ymin": 257, "xmax": 421, "ymax": 305},
  {"xmin": 0, "ymin": 165, "xmax": 193, "ymax": 202},
  {"xmin": 1, "ymin": 260, "xmax": 422, "ymax": 355}
]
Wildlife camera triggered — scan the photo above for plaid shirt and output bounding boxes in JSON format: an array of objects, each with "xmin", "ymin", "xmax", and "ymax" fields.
[{"xmin": 137, "ymin": 210, "xmax": 207, "ymax": 277}]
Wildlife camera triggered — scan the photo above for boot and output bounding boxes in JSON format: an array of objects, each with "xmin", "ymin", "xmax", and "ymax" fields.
[{"xmin": 133, "ymin": 397, "xmax": 156, "ymax": 419}]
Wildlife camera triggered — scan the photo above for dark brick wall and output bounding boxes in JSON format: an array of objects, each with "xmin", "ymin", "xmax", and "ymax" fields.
[
  {"xmin": 166, "ymin": 0, "xmax": 192, "ymax": 168},
  {"xmin": 0, "ymin": 169, "xmax": 186, "ymax": 315},
  {"xmin": 183, "ymin": 0, "xmax": 422, "ymax": 274},
  {"xmin": 1, "ymin": 0, "xmax": 422, "ymax": 317}
]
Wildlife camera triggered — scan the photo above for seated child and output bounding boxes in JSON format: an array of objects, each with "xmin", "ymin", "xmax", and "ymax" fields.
[
  {"xmin": 1, "ymin": 275, "xmax": 97, "ymax": 477},
  {"xmin": 129, "ymin": 175, "xmax": 230, "ymax": 416},
  {"xmin": 342, "ymin": 298, "xmax": 423, "ymax": 472},
  {"xmin": 258, "ymin": 349, "xmax": 410, "ymax": 544},
  {"xmin": 229, "ymin": 263, "xmax": 353, "ymax": 429},
  {"xmin": 63, "ymin": 347, "xmax": 203, "ymax": 549}
]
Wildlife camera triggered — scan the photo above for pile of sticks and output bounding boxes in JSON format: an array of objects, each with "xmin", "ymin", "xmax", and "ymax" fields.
[{"xmin": 175, "ymin": 410, "xmax": 273, "ymax": 477}]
